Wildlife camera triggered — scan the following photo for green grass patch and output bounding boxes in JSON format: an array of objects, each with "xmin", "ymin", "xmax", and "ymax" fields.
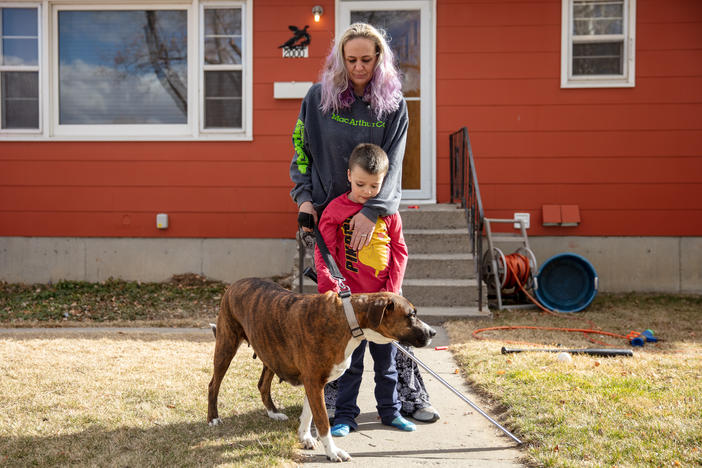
[{"xmin": 446, "ymin": 293, "xmax": 702, "ymax": 467}]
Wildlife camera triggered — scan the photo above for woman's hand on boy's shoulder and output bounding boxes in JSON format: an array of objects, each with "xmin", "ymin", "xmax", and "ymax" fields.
[{"xmin": 349, "ymin": 212, "xmax": 374, "ymax": 251}]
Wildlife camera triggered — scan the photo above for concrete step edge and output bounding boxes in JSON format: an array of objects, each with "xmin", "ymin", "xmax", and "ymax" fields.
[
  {"xmin": 404, "ymin": 229, "xmax": 469, "ymax": 235},
  {"xmin": 402, "ymin": 278, "xmax": 478, "ymax": 287},
  {"xmin": 417, "ymin": 306, "xmax": 491, "ymax": 322},
  {"xmin": 399, "ymin": 203, "xmax": 462, "ymax": 212},
  {"xmin": 409, "ymin": 253, "xmax": 474, "ymax": 260}
]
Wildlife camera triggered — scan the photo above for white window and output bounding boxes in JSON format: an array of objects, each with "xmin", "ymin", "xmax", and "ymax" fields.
[
  {"xmin": 561, "ymin": 0, "xmax": 636, "ymax": 88},
  {"xmin": 201, "ymin": 6, "xmax": 244, "ymax": 132},
  {"xmin": 0, "ymin": 5, "xmax": 41, "ymax": 131},
  {"xmin": 2, "ymin": 1, "xmax": 252, "ymax": 140}
]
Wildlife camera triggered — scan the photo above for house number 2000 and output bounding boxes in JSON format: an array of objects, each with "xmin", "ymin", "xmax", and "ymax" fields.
[{"xmin": 282, "ymin": 47, "xmax": 308, "ymax": 58}]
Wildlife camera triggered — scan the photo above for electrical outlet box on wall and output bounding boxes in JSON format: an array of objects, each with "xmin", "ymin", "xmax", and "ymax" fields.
[{"xmin": 514, "ymin": 212, "xmax": 530, "ymax": 229}]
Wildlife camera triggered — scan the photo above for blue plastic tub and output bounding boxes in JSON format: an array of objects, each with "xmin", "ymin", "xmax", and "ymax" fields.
[{"xmin": 535, "ymin": 253, "xmax": 598, "ymax": 313}]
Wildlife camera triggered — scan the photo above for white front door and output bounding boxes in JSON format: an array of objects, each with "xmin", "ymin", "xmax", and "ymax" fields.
[{"xmin": 338, "ymin": 0, "xmax": 435, "ymax": 202}]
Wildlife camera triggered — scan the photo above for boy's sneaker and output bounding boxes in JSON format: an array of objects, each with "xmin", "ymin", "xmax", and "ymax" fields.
[
  {"xmin": 389, "ymin": 416, "xmax": 416, "ymax": 432},
  {"xmin": 412, "ymin": 406, "xmax": 440, "ymax": 423},
  {"xmin": 330, "ymin": 423, "xmax": 350, "ymax": 437}
]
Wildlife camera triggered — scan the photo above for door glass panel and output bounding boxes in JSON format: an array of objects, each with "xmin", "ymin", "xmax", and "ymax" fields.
[
  {"xmin": 350, "ymin": 10, "xmax": 421, "ymax": 189},
  {"xmin": 350, "ymin": 10, "xmax": 420, "ymax": 97}
]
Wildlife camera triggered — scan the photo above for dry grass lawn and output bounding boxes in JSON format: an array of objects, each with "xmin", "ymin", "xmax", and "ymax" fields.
[
  {"xmin": 2, "ymin": 279, "xmax": 701, "ymax": 467},
  {"xmin": 0, "ymin": 331, "xmax": 305, "ymax": 467}
]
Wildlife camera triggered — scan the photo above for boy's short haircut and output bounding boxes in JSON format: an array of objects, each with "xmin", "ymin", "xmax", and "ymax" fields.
[{"xmin": 349, "ymin": 143, "xmax": 389, "ymax": 175}]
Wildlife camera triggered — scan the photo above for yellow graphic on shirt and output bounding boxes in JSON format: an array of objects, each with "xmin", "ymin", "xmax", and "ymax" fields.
[{"xmin": 358, "ymin": 218, "xmax": 390, "ymax": 277}]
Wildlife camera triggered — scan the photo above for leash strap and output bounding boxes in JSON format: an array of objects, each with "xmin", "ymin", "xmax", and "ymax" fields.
[
  {"xmin": 314, "ymin": 229, "xmax": 364, "ymax": 339},
  {"xmin": 314, "ymin": 229, "xmax": 345, "ymax": 281}
]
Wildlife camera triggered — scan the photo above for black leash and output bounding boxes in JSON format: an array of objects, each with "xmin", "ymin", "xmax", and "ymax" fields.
[{"xmin": 298, "ymin": 212, "xmax": 363, "ymax": 339}]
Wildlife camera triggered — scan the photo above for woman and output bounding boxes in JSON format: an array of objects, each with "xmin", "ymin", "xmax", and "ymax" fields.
[{"xmin": 289, "ymin": 22, "xmax": 439, "ymax": 424}]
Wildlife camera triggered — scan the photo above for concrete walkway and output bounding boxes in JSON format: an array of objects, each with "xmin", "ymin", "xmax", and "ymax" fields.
[
  {"xmin": 298, "ymin": 326, "xmax": 524, "ymax": 467},
  {"xmin": 0, "ymin": 326, "xmax": 525, "ymax": 467}
]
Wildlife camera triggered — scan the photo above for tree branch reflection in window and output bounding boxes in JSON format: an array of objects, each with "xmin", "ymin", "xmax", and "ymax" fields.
[
  {"xmin": 203, "ymin": 8, "xmax": 243, "ymax": 129},
  {"xmin": 58, "ymin": 10, "xmax": 187, "ymax": 125}
]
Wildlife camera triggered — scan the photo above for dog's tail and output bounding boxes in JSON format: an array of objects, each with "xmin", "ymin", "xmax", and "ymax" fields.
[{"xmin": 209, "ymin": 323, "xmax": 217, "ymax": 338}]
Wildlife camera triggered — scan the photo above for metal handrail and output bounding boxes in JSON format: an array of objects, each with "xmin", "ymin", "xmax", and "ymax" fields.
[{"xmin": 450, "ymin": 127, "xmax": 485, "ymax": 311}]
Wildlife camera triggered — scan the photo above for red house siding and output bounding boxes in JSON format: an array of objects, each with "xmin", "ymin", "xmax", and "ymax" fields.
[
  {"xmin": 0, "ymin": 0, "xmax": 333, "ymax": 239},
  {"xmin": 1, "ymin": 0, "xmax": 701, "ymax": 240},
  {"xmin": 436, "ymin": 0, "xmax": 702, "ymax": 236}
]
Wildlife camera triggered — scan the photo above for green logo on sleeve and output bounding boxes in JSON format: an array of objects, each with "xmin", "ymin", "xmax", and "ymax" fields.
[{"xmin": 293, "ymin": 119, "xmax": 309, "ymax": 175}]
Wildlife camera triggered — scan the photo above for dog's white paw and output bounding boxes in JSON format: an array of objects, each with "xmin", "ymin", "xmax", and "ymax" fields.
[
  {"xmin": 299, "ymin": 432, "xmax": 317, "ymax": 450},
  {"xmin": 326, "ymin": 447, "xmax": 351, "ymax": 462},
  {"xmin": 208, "ymin": 418, "xmax": 223, "ymax": 427},
  {"xmin": 320, "ymin": 434, "xmax": 351, "ymax": 462},
  {"xmin": 267, "ymin": 410, "xmax": 288, "ymax": 421}
]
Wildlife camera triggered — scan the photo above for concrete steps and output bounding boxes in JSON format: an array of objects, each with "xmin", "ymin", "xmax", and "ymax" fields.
[
  {"xmin": 404, "ymin": 253, "xmax": 476, "ymax": 280},
  {"xmin": 403, "ymin": 229, "xmax": 472, "ymax": 254},
  {"xmin": 400, "ymin": 203, "xmax": 468, "ymax": 229},
  {"xmin": 401, "ymin": 278, "xmax": 479, "ymax": 307},
  {"xmin": 399, "ymin": 204, "xmax": 486, "ymax": 318}
]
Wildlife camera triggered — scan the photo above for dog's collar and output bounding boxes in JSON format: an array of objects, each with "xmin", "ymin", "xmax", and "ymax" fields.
[{"xmin": 339, "ymin": 286, "xmax": 364, "ymax": 339}]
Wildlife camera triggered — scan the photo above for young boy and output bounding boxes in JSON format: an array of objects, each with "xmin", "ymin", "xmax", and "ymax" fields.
[{"xmin": 314, "ymin": 143, "xmax": 416, "ymax": 436}]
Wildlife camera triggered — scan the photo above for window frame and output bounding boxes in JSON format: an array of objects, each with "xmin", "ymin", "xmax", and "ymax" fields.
[
  {"xmin": 560, "ymin": 0, "xmax": 636, "ymax": 88},
  {"xmin": 0, "ymin": 2, "xmax": 42, "ymax": 134},
  {"xmin": 1, "ymin": 0, "xmax": 252, "ymax": 141},
  {"xmin": 51, "ymin": 4, "xmax": 195, "ymax": 138},
  {"xmin": 199, "ymin": 2, "xmax": 248, "ymax": 135}
]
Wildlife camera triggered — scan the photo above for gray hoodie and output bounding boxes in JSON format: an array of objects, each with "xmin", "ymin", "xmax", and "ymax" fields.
[{"xmin": 289, "ymin": 83, "xmax": 408, "ymax": 221}]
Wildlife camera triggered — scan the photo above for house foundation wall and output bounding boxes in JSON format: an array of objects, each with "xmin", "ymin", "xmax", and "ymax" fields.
[
  {"xmin": 1, "ymin": 236, "xmax": 701, "ymax": 293},
  {"xmin": 525, "ymin": 237, "xmax": 702, "ymax": 294},
  {"xmin": 0, "ymin": 237, "xmax": 297, "ymax": 284}
]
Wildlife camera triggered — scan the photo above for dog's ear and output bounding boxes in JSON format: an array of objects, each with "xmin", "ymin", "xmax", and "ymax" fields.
[{"xmin": 368, "ymin": 296, "xmax": 394, "ymax": 328}]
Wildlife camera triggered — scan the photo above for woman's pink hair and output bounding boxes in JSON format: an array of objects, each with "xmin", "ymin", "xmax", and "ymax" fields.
[{"xmin": 319, "ymin": 23, "xmax": 403, "ymax": 119}]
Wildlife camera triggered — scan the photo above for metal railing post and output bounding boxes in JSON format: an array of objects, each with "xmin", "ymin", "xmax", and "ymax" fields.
[{"xmin": 449, "ymin": 127, "xmax": 485, "ymax": 311}]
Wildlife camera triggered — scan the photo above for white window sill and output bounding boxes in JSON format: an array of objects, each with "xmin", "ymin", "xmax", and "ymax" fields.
[
  {"xmin": 0, "ymin": 133, "xmax": 253, "ymax": 141},
  {"xmin": 561, "ymin": 80, "xmax": 636, "ymax": 89}
]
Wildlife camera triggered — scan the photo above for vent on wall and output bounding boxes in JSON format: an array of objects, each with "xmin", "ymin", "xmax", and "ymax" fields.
[{"xmin": 542, "ymin": 205, "xmax": 580, "ymax": 227}]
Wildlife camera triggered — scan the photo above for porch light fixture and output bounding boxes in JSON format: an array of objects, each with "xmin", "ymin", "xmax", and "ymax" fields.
[{"xmin": 312, "ymin": 5, "xmax": 323, "ymax": 22}]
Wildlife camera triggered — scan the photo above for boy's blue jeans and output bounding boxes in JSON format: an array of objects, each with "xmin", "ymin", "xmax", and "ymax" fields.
[{"xmin": 332, "ymin": 340, "xmax": 401, "ymax": 430}]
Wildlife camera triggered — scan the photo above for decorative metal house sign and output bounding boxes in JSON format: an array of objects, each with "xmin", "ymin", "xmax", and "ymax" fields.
[{"xmin": 279, "ymin": 25, "xmax": 310, "ymax": 58}]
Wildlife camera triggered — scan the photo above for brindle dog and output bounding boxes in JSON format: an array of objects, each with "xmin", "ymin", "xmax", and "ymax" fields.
[{"xmin": 207, "ymin": 277, "xmax": 435, "ymax": 462}]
